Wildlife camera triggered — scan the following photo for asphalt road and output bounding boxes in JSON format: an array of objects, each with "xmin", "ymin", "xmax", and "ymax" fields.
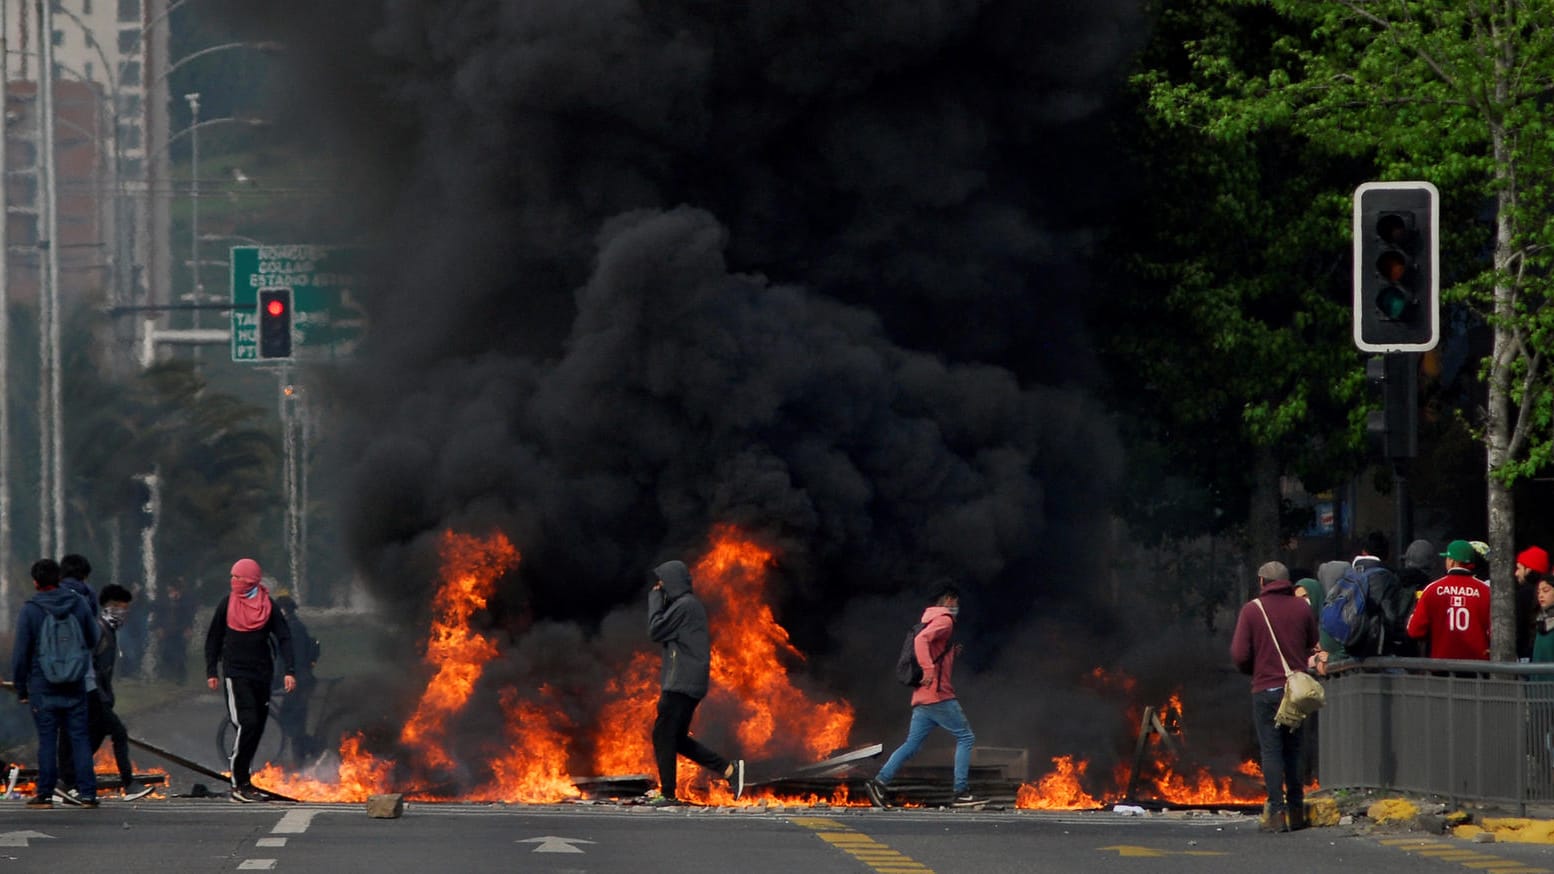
[{"xmin": 5, "ymin": 801, "xmax": 1554, "ymax": 874}]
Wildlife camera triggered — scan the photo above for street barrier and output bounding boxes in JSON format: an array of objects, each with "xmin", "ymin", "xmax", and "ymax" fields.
[{"xmin": 1319, "ymin": 657, "xmax": 1554, "ymax": 812}]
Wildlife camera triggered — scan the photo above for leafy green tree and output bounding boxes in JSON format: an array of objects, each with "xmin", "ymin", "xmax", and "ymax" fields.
[
  {"xmin": 1142, "ymin": 0, "xmax": 1554, "ymax": 659},
  {"xmin": 1101, "ymin": 0, "xmax": 1368, "ymax": 567},
  {"xmin": 60, "ymin": 307, "xmax": 281, "ymax": 601}
]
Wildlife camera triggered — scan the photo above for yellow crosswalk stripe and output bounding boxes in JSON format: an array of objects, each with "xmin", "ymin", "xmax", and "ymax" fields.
[{"xmin": 791, "ymin": 816, "xmax": 936, "ymax": 874}]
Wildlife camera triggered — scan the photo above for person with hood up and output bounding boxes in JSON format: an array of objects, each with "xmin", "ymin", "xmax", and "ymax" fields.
[
  {"xmin": 1400, "ymin": 540, "xmax": 1440, "ymax": 595},
  {"xmin": 1314, "ymin": 560, "xmax": 1351, "ymax": 661},
  {"xmin": 205, "ymin": 558, "xmax": 295, "ymax": 803},
  {"xmin": 865, "ymin": 582, "xmax": 981, "ymax": 809},
  {"xmin": 645, "ymin": 559, "xmax": 744, "ymax": 806},
  {"xmin": 9, "ymin": 558, "xmax": 100, "ymax": 808}
]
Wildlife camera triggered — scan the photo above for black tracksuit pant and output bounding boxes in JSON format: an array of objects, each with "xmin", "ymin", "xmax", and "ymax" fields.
[
  {"xmin": 652, "ymin": 690, "xmax": 728, "ymax": 798},
  {"xmin": 223, "ymin": 676, "xmax": 271, "ymax": 787}
]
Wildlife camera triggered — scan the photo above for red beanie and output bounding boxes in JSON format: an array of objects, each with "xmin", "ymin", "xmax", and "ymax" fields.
[{"xmin": 1517, "ymin": 546, "xmax": 1550, "ymax": 576}]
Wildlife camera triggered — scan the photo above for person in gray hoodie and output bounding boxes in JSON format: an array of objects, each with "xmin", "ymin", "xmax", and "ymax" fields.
[{"xmin": 646, "ymin": 559, "xmax": 744, "ymax": 805}]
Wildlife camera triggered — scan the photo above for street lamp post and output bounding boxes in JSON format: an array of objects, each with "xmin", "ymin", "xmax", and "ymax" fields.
[{"xmin": 185, "ymin": 92, "xmax": 200, "ymax": 341}]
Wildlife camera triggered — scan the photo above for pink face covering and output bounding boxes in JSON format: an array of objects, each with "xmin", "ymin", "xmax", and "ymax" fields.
[{"xmin": 227, "ymin": 560, "xmax": 271, "ymax": 632}]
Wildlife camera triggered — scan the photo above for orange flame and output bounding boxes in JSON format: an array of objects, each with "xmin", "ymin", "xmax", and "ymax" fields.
[
  {"xmin": 1017, "ymin": 684, "xmax": 1274, "ymax": 809},
  {"xmin": 592, "ymin": 524, "xmax": 854, "ymax": 803},
  {"xmin": 593, "ymin": 651, "xmax": 658, "ymax": 776},
  {"xmin": 475, "ymin": 687, "xmax": 582, "ymax": 803},
  {"xmin": 255, "ymin": 525, "xmax": 857, "ymax": 807},
  {"xmin": 698, "ymin": 527, "xmax": 854, "ymax": 761},
  {"xmin": 398, "ymin": 531, "xmax": 519, "ymax": 769},
  {"xmin": 1018, "ymin": 755, "xmax": 1101, "ymax": 810}
]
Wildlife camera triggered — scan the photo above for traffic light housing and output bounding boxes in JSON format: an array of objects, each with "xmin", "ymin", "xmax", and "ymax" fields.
[
  {"xmin": 258, "ymin": 287, "xmax": 293, "ymax": 359},
  {"xmin": 1353, "ymin": 181, "xmax": 1439, "ymax": 352}
]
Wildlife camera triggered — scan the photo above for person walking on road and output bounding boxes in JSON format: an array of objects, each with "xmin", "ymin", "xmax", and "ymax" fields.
[
  {"xmin": 205, "ymin": 558, "xmax": 296, "ymax": 803},
  {"xmin": 865, "ymin": 582, "xmax": 980, "ymax": 809},
  {"xmin": 59, "ymin": 584, "xmax": 154, "ymax": 801},
  {"xmin": 1231, "ymin": 561, "xmax": 1319, "ymax": 833},
  {"xmin": 645, "ymin": 559, "xmax": 744, "ymax": 806},
  {"xmin": 272, "ymin": 593, "xmax": 321, "ymax": 766},
  {"xmin": 9, "ymin": 558, "xmax": 100, "ymax": 808}
]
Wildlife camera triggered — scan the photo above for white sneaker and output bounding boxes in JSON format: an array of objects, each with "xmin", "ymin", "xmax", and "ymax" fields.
[{"xmin": 727, "ymin": 759, "xmax": 746, "ymax": 800}]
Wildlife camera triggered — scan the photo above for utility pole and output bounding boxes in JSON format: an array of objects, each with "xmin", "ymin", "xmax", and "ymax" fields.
[
  {"xmin": 35, "ymin": 0, "xmax": 63, "ymax": 556},
  {"xmin": 0, "ymin": 0, "xmax": 11, "ymax": 628},
  {"xmin": 185, "ymin": 91, "xmax": 200, "ymax": 346},
  {"xmin": 281, "ymin": 369, "xmax": 302, "ymax": 603}
]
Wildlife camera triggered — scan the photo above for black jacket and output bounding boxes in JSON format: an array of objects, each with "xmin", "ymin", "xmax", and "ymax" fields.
[
  {"xmin": 648, "ymin": 560, "xmax": 711, "ymax": 699},
  {"xmin": 204, "ymin": 597, "xmax": 296, "ymax": 684},
  {"xmin": 94, "ymin": 615, "xmax": 119, "ymax": 708}
]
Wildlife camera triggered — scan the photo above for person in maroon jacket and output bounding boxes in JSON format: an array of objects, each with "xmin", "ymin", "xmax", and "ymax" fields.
[{"xmin": 1231, "ymin": 561, "xmax": 1320, "ymax": 833}]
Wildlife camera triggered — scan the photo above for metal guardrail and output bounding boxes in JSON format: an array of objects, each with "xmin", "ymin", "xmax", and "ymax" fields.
[{"xmin": 1318, "ymin": 658, "xmax": 1554, "ymax": 812}]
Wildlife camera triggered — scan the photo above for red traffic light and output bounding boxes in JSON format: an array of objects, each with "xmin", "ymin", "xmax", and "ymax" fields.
[{"xmin": 265, "ymin": 298, "xmax": 286, "ymax": 318}]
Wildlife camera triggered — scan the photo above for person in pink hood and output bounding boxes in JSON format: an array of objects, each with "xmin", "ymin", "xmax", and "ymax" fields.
[
  {"xmin": 204, "ymin": 558, "xmax": 295, "ymax": 803},
  {"xmin": 865, "ymin": 582, "xmax": 980, "ymax": 808}
]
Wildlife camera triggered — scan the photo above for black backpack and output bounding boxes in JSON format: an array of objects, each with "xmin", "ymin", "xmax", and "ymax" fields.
[
  {"xmin": 894, "ymin": 620, "xmax": 951, "ymax": 687},
  {"xmin": 894, "ymin": 622, "xmax": 928, "ymax": 686}
]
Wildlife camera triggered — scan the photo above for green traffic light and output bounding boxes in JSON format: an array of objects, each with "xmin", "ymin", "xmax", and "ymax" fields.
[{"xmin": 1375, "ymin": 286, "xmax": 1415, "ymax": 321}]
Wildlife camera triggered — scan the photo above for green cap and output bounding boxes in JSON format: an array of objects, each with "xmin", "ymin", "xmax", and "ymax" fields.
[{"xmin": 1442, "ymin": 540, "xmax": 1476, "ymax": 565}]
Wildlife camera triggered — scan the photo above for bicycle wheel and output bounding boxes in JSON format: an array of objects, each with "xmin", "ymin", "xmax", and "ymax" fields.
[{"xmin": 213, "ymin": 709, "xmax": 285, "ymax": 772}]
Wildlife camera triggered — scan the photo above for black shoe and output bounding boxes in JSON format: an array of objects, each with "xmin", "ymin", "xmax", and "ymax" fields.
[
  {"xmin": 951, "ymin": 792, "xmax": 985, "ymax": 808},
  {"xmin": 864, "ymin": 779, "xmax": 890, "ymax": 809},
  {"xmin": 120, "ymin": 780, "xmax": 155, "ymax": 802},
  {"xmin": 231, "ymin": 785, "xmax": 266, "ymax": 804},
  {"xmin": 24, "ymin": 796, "xmax": 51, "ymax": 808},
  {"xmin": 643, "ymin": 792, "xmax": 683, "ymax": 807},
  {"xmin": 727, "ymin": 760, "xmax": 746, "ymax": 800},
  {"xmin": 55, "ymin": 788, "xmax": 85, "ymax": 807}
]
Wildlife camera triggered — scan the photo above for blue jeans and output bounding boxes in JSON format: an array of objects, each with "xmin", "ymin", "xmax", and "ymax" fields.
[
  {"xmin": 31, "ymin": 695, "xmax": 96, "ymax": 800},
  {"xmin": 876, "ymin": 699, "xmax": 976, "ymax": 793}
]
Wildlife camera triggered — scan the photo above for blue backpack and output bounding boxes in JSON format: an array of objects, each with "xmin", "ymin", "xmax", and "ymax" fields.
[
  {"xmin": 37, "ymin": 605, "xmax": 90, "ymax": 685},
  {"xmin": 1321, "ymin": 564, "xmax": 1389, "ymax": 652}
]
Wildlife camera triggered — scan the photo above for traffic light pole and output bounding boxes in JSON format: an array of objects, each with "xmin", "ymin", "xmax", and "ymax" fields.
[
  {"xmin": 1393, "ymin": 456, "xmax": 1413, "ymax": 557},
  {"xmin": 1382, "ymin": 351, "xmax": 1418, "ymax": 553}
]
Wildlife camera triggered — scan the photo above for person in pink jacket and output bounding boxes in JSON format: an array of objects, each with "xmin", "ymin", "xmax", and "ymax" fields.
[{"xmin": 865, "ymin": 583, "xmax": 980, "ymax": 808}]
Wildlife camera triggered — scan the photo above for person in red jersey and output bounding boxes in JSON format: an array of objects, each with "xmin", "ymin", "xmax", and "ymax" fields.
[{"xmin": 1407, "ymin": 540, "xmax": 1491, "ymax": 660}]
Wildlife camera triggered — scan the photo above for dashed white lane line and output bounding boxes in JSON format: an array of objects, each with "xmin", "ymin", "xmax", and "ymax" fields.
[
  {"xmin": 239, "ymin": 808, "xmax": 321, "ymax": 869},
  {"xmin": 272, "ymin": 809, "xmax": 321, "ymax": 834}
]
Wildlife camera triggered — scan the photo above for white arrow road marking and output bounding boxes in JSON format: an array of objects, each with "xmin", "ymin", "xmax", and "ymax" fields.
[
  {"xmin": 517, "ymin": 836, "xmax": 596, "ymax": 854},
  {"xmin": 0, "ymin": 831, "xmax": 54, "ymax": 848}
]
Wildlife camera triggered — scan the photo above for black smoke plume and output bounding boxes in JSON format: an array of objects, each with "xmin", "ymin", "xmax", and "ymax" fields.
[{"xmin": 221, "ymin": 0, "xmax": 1204, "ymax": 785}]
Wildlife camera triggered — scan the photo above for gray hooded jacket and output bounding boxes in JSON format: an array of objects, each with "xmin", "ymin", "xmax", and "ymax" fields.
[{"xmin": 648, "ymin": 560, "xmax": 711, "ymax": 699}]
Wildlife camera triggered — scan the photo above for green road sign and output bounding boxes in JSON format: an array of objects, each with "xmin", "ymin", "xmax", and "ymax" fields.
[{"xmin": 230, "ymin": 245, "xmax": 366, "ymax": 362}]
